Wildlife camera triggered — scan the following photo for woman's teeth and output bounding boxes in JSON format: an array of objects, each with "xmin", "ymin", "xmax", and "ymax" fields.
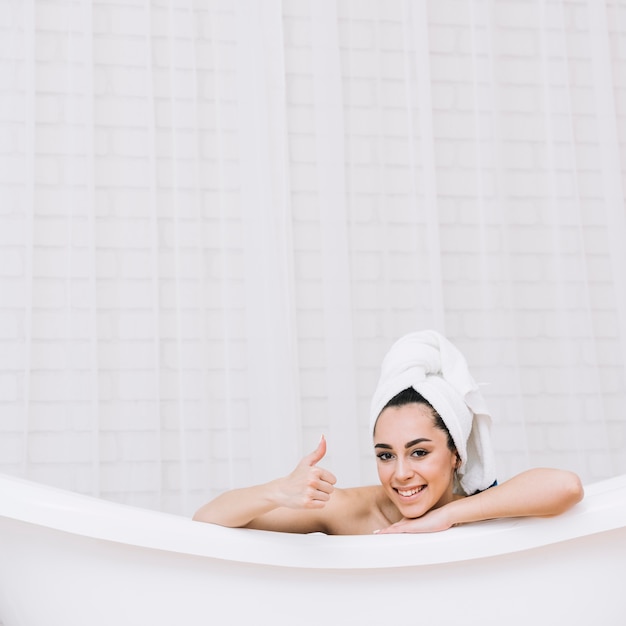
[{"xmin": 397, "ymin": 486, "xmax": 425, "ymax": 497}]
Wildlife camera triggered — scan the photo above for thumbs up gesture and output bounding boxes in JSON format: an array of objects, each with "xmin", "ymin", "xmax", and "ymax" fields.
[{"xmin": 277, "ymin": 436, "xmax": 337, "ymax": 509}]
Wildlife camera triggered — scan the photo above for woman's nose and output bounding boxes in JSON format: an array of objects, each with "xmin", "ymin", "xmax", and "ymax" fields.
[{"xmin": 394, "ymin": 457, "xmax": 413, "ymax": 481}]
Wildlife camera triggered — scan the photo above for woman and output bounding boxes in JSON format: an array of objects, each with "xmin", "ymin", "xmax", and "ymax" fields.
[{"xmin": 193, "ymin": 331, "xmax": 583, "ymax": 534}]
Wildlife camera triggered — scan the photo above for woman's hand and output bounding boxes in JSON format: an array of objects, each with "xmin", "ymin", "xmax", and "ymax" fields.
[
  {"xmin": 276, "ymin": 436, "xmax": 337, "ymax": 509},
  {"xmin": 375, "ymin": 506, "xmax": 454, "ymax": 534}
]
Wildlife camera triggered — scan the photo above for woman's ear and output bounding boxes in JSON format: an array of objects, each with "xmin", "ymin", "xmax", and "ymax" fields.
[{"xmin": 455, "ymin": 452, "xmax": 461, "ymax": 469}]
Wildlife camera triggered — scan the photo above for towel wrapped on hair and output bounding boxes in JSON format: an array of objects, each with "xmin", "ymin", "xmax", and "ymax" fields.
[{"xmin": 369, "ymin": 330, "xmax": 496, "ymax": 495}]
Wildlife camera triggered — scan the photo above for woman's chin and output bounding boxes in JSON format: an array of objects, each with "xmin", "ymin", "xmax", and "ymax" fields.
[{"xmin": 394, "ymin": 495, "xmax": 430, "ymax": 519}]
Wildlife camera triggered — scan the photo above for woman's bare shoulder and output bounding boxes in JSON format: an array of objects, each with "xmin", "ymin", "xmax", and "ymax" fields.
[
  {"xmin": 325, "ymin": 485, "xmax": 390, "ymax": 535},
  {"xmin": 337, "ymin": 484, "xmax": 383, "ymax": 500}
]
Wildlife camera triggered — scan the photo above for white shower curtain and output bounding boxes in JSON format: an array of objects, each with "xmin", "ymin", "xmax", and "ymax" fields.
[{"xmin": 1, "ymin": 0, "xmax": 625, "ymax": 515}]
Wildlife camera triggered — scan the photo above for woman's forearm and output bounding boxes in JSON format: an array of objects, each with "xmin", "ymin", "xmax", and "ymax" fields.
[
  {"xmin": 192, "ymin": 480, "xmax": 283, "ymax": 527},
  {"xmin": 447, "ymin": 468, "xmax": 584, "ymax": 526}
]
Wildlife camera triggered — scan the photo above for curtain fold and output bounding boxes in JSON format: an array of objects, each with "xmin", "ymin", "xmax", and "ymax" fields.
[
  {"xmin": 311, "ymin": 1, "xmax": 361, "ymax": 486},
  {"xmin": 1, "ymin": 0, "xmax": 625, "ymax": 515}
]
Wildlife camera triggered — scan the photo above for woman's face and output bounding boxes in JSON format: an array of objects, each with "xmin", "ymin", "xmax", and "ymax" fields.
[{"xmin": 374, "ymin": 402, "xmax": 458, "ymax": 519}]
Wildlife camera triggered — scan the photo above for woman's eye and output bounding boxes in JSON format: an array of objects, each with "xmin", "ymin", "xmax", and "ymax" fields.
[
  {"xmin": 411, "ymin": 449, "xmax": 428, "ymax": 458},
  {"xmin": 376, "ymin": 452, "xmax": 393, "ymax": 461}
]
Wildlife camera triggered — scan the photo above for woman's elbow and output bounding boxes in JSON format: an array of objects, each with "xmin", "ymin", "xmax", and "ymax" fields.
[
  {"xmin": 192, "ymin": 505, "xmax": 213, "ymax": 524},
  {"xmin": 557, "ymin": 470, "xmax": 584, "ymax": 513}
]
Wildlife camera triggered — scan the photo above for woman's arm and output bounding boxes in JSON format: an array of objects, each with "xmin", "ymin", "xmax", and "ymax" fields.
[
  {"xmin": 376, "ymin": 468, "xmax": 584, "ymax": 534},
  {"xmin": 192, "ymin": 436, "xmax": 338, "ymax": 533}
]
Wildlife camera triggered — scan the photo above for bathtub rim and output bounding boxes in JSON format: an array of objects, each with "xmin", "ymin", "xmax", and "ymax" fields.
[{"xmin": 1, "ymin": 472, "xmax": 625, "ymax": 570}]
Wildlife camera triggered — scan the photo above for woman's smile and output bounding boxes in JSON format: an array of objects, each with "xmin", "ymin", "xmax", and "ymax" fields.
[{"xmin": 396, "ymin": 485, "xmax": 426, "ymax": 498}]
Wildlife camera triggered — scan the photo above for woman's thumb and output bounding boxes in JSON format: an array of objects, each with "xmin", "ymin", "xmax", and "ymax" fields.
[{"xmin": 303, "ymin": 434, "xmax": 327, "ymax": 466}]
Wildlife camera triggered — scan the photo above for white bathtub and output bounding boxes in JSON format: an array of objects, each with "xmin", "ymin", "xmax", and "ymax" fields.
[{"xmin": 1, "ymin": 472, "xmax": 625, "ymax": 626}]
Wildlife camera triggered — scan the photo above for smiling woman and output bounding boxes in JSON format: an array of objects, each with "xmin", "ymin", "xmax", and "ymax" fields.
[{"xmin": 192, "ymin": 330, "xmax": 584, "ymax": 534}]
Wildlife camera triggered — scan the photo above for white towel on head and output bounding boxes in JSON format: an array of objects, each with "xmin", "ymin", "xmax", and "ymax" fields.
[{"xmin": 369, "ymin": 330, "xmax": 496, "ymax": 495}]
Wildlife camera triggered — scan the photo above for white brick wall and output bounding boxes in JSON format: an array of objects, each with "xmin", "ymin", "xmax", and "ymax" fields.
[{"xmin": 1, "ymin": 0, "xmax": 625, "ymax": 515}]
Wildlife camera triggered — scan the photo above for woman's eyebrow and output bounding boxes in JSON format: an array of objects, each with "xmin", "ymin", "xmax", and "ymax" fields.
[
  {"xmin": 374, "ymin": 437, "xmax": 432, "ymax": 450},
  {"xmin": 404, "ymin": 438, "xmax": 431, "ymax": 448}
]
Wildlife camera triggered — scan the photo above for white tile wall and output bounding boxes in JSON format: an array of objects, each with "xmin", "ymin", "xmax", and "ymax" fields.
[{"xmin": 1, "ymin": 0, "xmax": 625, "ymax": 513}]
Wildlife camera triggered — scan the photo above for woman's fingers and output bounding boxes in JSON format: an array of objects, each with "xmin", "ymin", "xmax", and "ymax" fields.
[
  {"xmin": 373, "ymin": 518, "xmax": 407, "ymax": 534},
  {"xmin": 300, "ymin": 436, "xmax": 337, "ymax": 493},
  {"xmin": 374, "ymin": 508, "xmax": 453, "ymax": 534},
  {"xmin": 316, "ymin": 468, "xmax": 337, "ymax": 490},
  {"xmin": 280, "ymin": 437, "xmax": 338, "ymax": 509},
  {"xmin": 302, "ymin": 469, "xmax": 336, "ymax": 506}
]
